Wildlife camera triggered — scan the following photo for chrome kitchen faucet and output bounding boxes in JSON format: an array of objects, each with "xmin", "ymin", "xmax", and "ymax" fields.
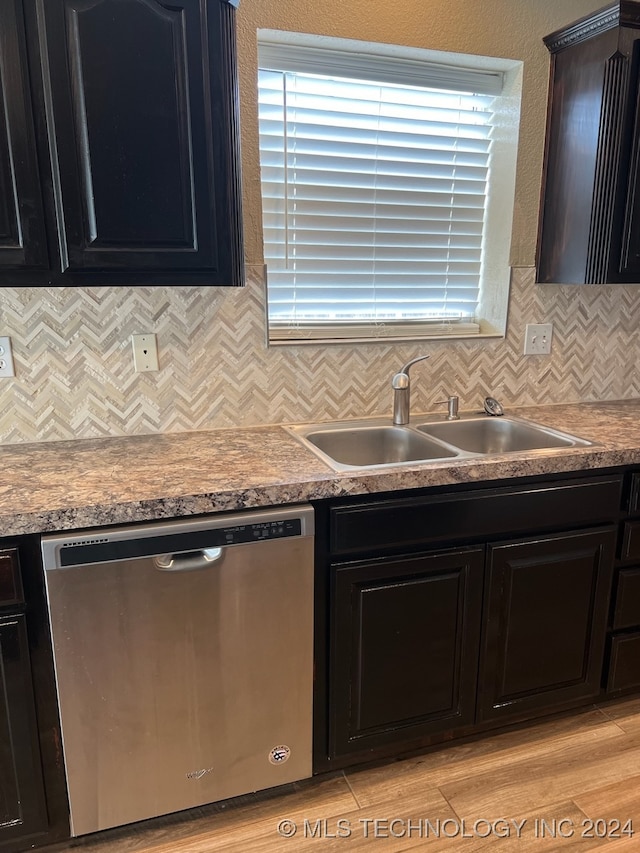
[{"xmin": 391, "ymin": 355, "xmax": 430, "ymax": 425}]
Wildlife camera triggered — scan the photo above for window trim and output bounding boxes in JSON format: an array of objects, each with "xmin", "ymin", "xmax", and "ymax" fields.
[{"xmin": 257, "ymin": 31, "xmax": 523, "ymax": 346}]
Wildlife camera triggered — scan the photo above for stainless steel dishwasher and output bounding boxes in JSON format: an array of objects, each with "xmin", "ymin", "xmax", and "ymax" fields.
[{"xmin": 41, "ymin": 505, "xmax": 315, "ymax": 837}]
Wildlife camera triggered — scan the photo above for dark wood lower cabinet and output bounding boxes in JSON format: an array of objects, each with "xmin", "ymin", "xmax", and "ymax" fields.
[
  {"xmin": 0, "ymin": 540, "xmax": 67, "ymax": 853},
  {"xmin": 318, "ymin": 476, "xmax": 623, "ymax": 768},
  {"xmin": 329, "ymin": 547, "xmax": 484, "ymax": 758},
  {"xmin": 327, "ymin": 527, "xmax": 617, "ymax": 761},
  {"xmin": 0, "ymin": 614, "xmax": 48, "ymax": 849},
  {"xmin": 477, "ymin": 528, "xmax": 616, "ymax": 723}
]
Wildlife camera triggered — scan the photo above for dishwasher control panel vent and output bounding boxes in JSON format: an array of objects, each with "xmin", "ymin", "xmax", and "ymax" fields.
[
  {"xmin": 222, "ymin": 518, "xmax": 301, "ymax": 545},
  {"xmin": 61, "ymin": 537, "xmax": 110, "ymax": 549},
  {"xmin": 42, "ymin": 506, "xmax": 314, "ymax": 570}
]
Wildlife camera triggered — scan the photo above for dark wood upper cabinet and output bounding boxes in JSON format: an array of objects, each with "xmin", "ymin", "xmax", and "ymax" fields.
[
  {"xmin": 536, "ymin": 1, "xmax": 640, "ymax": 284},
  {"xmin": 1, "ymin": 0, "xmax": 243, "ymax": 286},
  {"xmin": 0, "ymin": 0, "xmax": 49, "ymax": 272}
]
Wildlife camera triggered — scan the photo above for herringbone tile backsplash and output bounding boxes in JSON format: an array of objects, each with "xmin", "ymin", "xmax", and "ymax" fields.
[{"xmin": 0, "ymin": 266, "xmax": 637, "ymax": 444}]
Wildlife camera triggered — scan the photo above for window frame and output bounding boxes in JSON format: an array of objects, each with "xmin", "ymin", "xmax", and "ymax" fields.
[{"xmin": 257, "ymin": 31, "xmax": 523, "ymax": 346}]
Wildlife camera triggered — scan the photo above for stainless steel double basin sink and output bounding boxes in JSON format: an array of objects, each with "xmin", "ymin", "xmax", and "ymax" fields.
[{"xmin": 286, "ymin": 414, "xmax": 594, "ymax": 471}]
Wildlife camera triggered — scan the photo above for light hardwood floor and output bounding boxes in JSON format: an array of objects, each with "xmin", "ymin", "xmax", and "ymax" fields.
[{"xmin": 49, "ymin": 697, "xmax": 640, "ymax": 852}]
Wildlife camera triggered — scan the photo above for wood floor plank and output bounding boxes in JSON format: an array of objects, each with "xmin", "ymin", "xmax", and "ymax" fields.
[
  {"xmin": 598, "ymin": 697, "xmax": 640, "ymax": 736},
  {"xmin": 573, "ymin": 773, "xmax": 640, "ymax": 831},
  {"xmin": 394, "ymin": 801, "xmax": 606, "ymax": 853},
  {"xmin": 597, "ymin": 696, "xmax": 640, "ymax": 718},
  {"xmin": 347, "ymin": 708, "xmax": 622, "ymax": 808},
  {"xmin": 588, "ymin": 840, "xmax": 639, "ymax": 852},
  {"xmin": 438, "ymin": 734, "xmax": 640, "ymax": 821}
]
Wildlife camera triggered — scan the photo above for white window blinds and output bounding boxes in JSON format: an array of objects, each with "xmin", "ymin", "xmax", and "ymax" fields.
[{"xmin": 258, "ymin": 38, "xmax": 504, "ymax": 340}]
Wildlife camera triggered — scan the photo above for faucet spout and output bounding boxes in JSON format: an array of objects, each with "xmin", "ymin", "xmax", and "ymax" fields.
[{"xmin": 391, "ymin": 355, "xmax": 430, "ymax": 425}]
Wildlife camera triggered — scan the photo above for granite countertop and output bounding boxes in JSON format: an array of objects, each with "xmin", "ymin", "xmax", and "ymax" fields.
[{"xmin": 3, "ymin": 400, "xmax": 640, "ymax": 537}]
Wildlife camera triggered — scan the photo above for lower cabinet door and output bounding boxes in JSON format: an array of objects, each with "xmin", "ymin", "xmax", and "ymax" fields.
[
  {"xmin": 0, "ymin": 614, "xmax": 47, "ymax": 849},
  {"xmin": 329, "ymin": 547, "xmax": 484, "ymax": 759},
  {"xmin": 477, "ymin": 527, "xmax": 616, "ymax": 724}
]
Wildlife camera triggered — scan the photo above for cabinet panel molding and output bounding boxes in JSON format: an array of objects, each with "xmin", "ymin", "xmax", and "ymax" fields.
[
  {"xmin": 0, "ymin": 0, "xmax": 48, "ymax": 270},
  {"xmin": 35, "ymin": 0, "xmax": 241, "ymax": 283},
  {"xmin": 329, "ymin": 547, "xmax": 484, "ymax": 759},
  {"xmin": 612, "ymin": 566, "xmax": 640, "ymax": 628},
  {"xmin": 0, "ymin": 615, "xmax": 48, "ymax": 846},
  {"xmin": 0, "ymin": 551, "xmax": 22, "ymax": 608},
  {"xmin": 621, "ymin": 519, "xmax": 640, "ymax": 559},
  {"xmin": 587, "ymin": 51, "xmax": 629, "ymax": 282},
  {"xmin": 478, "ymin": 527, "xmax": 616, "ymax": 723},
  {"xmin": 0, "ymin": 0, "xmax": 243, "ymax": 285},
  {"xmin": 64, "ymin": 0, "xmax": 197, "ymax": 253},
  {"xmin": 607, "ymin": 631, "xmax": 640, "ymax": 692},
  {"xmin": 537, "ymin": 1, "xmax": 640, "ymax": 284}
]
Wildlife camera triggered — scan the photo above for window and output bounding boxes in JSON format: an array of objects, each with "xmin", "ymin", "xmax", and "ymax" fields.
[{"xmin": 257, "ymin": 32, "xmax": 523, "ymax": 344}]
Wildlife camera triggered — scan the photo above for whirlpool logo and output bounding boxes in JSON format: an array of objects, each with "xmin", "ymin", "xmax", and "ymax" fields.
[{"xmin": 186, "ymin": 767, "xmax": 214, "ymax": 781}]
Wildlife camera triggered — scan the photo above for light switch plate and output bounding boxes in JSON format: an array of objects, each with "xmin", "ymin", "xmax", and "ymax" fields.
[
  {"xmin": 524, "ymin": 323, "xmax": 553, "ymax": 356},
  {"xmin": 0, "ymin": 336, "xmax": 15, "ymax": 377},
  {"xmin": 131, "ymin": 334, "xmax": 159, "ymax": 372}
]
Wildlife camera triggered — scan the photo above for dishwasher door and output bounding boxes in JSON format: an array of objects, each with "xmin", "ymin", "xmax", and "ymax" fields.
[{"xmin": 41, "ymin": 506, "xmax": 314, "ymax": 837}]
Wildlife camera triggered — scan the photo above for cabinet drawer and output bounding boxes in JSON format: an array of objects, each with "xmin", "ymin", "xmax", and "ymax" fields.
[
  {"xmin": 0, "ymin": 549, "xmax": 22, "ymax": 607},
  {"xmin": 607, "ymin": 633, "xmax": 640, "ymax": 693},
  {"xmin": 620, "ymin": 522, "xmax": 640, "ymax": 561},
  {"xmin": 626, "ymin": 472, "xmax": 640, "ymax": 515},
  {"xmin": 330, "ymin": 476, "xmax": 623, "ymax": 556},
  {"xmin": 613, "ymin": 568, "xmax": 640, "ymax": 629}
]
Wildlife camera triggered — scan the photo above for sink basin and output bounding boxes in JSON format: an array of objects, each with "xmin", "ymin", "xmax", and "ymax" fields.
[
  {"xmin": 287, "ymin": 421, "xmax": 458, "ymax": 470},
  {"xmin": 287, "ymin": 414, "xmax": 593, "ymax": 471},
  {"xmin": 416, "ymin": 416, "xmax": 593, "ymax": 454}
]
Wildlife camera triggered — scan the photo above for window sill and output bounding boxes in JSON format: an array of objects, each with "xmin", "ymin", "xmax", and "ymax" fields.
[{"xmin": 268, "ymin": 324, "xmax": 504, "ymax": 346}]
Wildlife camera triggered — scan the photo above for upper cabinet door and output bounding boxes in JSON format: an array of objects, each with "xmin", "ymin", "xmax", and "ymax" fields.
[
  {"xmin": 618, "ymin": 48, "xmax": 640, "ymax": 278},
  {"xmin": 536, "ymin": 2, "xmax": 640, "ymax": 285},
  {"xmin": 0, "ymin": 0, "xmax": 49, "ymax": 271},
  {"xmin": 32, "ymin": 0, "xmax": 243, "ymax": 285}
]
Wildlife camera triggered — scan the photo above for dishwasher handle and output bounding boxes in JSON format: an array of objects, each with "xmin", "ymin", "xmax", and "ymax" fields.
[{"xmin": 154, "ymin": 547, "xmax": 224, "ymax": 572}]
